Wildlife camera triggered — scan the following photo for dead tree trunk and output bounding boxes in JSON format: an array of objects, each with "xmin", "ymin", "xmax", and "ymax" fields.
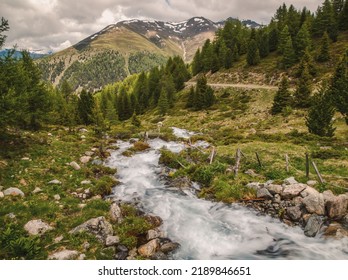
[{"xmin": 234, "ymin": 148, "xmax": 241, "ymax": 177}]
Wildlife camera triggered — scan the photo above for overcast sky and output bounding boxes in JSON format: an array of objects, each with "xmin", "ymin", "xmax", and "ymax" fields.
[{"xmin": 1, "ymin": 0, "xmax": 323, "ymax": 53}]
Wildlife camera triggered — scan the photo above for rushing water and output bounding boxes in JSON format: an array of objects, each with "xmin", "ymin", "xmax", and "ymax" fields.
[{"xmin": 105, "ymin": 128, "xmax": 348, "ymax": 260}]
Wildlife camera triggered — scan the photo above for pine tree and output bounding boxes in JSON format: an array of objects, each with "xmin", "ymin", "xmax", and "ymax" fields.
[
  {"xmin": 131, "ymin": 112, "xmax": 141, "ymax": 127},
  {"xmin": 295, "ymin": 22, "xmax": 311, "ymax": 58},
  {"xmin": 271, "ymin": 76, "xmax": 292, "ymax": 115},
  {"xmin": 232, "ymin": 44, "xmax": 239, "ymax": 62},
  {"xmin": 317, "ymin": 31, "xmax": 331, "ymax": 62},
  {"xmin": 133, "ymin": 72, "xmax": 149, "ymax": 114},
  {"xmin": 160, "ymin": 74, "xmax": 176, "ymax": 107},
  {"xmin": 78, "ymin": 89, "xmax": 95, "ymax": 125},
  {"xmin": 282, "ymin": 36, "xmax": 296, "ymax": 69},
  {"xmin": 186, "ymin": 86, "xmax": 195, "ymax": 108},
  {"xmin": 306, "ymin": 86, "xmax": 336, "ymax": 137},
  {"xmin": 192, "ymin": 49, "xmax": 202, "ymax": 75},
  {"xmin": 158, "ymin": 88, "xmax": 169, "ymax": 115},
  {"xmin": 193, "ymin": 75, "xmax": 215, "ymax": 110},
  {"xmin": 201, "ymin": 39, "xmax": 214, "ymax": 72},
  {"xmin": 268, "ymin": 24, "xmax": 279, "ymax": 52},
  {"xmin": 247, "ymin": 39, "xmax": 260, "ymax": 66},
  {"xmin": 294, "ymin": 64, "xmax": 312, "ymax": 108},
  {"xmin": 0, "ymin": 17, "xmax": 9, "ymax": 49},
  {"xmin": 278, "ymin": 25, "xmax": 291, "ymax": 54},
  {"xmin": 148, "ymin": 67, "xmax": 161, "ymax": 106},
  {"xmin": 330, "ymin": 49, "xmax": 348, "ymax": 124},
  {"xmin": 297, "ymin": 49, "xmax": 317, "ymax": 77},
  {"xmin": 92, "ymin": 102, "xmax": 108, "ymax": 137},
  {"xmin": 339, "ymin": 0, "xmax": 348, "ymax": 30},
  {"xmin": 259, "ymin": 31, "xmax": 270, "ymax": 58}
]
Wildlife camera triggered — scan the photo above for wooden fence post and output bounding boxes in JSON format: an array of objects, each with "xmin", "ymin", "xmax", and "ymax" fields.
[
  {"xmin": 305, "ymin": 152, "xmax": 309, "ymax": 178},
  {"xmin": 209, "ymin": 146, "xmax": 216, "ymax": 165},
  {"xmin": 285, "ymin": 154, "xmax": 290, "ymax": 173},
  {"xmin": 255, "ymin": 152, "xmax": 262, "ymax": 168},
  {"xmin": 311, "ymin": 160, "xmax": 325, "ymax": 184},
  {"xmin": 234, "ymin": 148, "xmax": 241, "ymax": 177}
]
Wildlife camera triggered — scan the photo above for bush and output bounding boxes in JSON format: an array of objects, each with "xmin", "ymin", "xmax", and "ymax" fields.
[
  {"xmin": 90, "ymin": 176, "xmax": 116, "ymax": 196},
  {"xmin": 192, "ymin": 166, "xmax": 214, "ymax": 186},
  {"xmin": 132, "ymin": 141, "xmax": 150, "ymax": 152}
]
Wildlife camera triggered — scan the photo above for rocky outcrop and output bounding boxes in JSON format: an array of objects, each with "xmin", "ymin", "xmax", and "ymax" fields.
[
  {"xmin": 138, "ymin": 239, "xmax": 160, "ymax": 258},
  {"xmin": 24, "ymin": 219, "xmax": 53, "ymax": 236},
  {"xmin": 69, "ymin": 216, "xmax": 113, "ymax": 243},
  {"xmin": 243, "ymin": 177, "xmax": 348, "ymax": 238},
  {"xmin": 109, "ymin": 203, "xmax": 123, "ymax": 223},
  {"xmin": 3, "ymin": 187, "xmax": 25, "ymax": 197}
]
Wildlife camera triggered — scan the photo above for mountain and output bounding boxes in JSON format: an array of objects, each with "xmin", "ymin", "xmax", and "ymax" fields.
[
  {"xmin": 37, "ymin": 17, "xmax": 259, "ymax": 91},
  {"xmin": 0, "ymin": 49, "xmax": 51, "ymax": 59}
]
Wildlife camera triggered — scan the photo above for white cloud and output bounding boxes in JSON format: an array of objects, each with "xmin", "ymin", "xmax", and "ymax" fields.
[
  {"xmin": 50, "ymin": 39, "xmax": 72, "ymax": 52},
  {"xmin": 0, "ymin": 0, "xmax": 325, "ymax": 53}
]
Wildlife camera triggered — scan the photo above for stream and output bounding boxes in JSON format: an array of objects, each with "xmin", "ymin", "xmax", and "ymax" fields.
[{"xmin": 105, "ymin": 127, "xmax": 348, "ymax": 260}]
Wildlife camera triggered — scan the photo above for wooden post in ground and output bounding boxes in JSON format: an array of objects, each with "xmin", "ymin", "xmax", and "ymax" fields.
[
  {"xmin": 311, "ymin": 160, "xmax": 325, "ymax": 184},
  {"xmin": 209, "ymin": 146, "xmax": 216, "ymax": 164},
  {"xmin": 234, "ymin": 148, "xmax": 241, "ymax": 177},
  {"xmin": 285, "ymin": 154, "xmax": 290, "ymax": 173},
  {"xmin": 144, "ymin": 131, "xmax": 148, "ymax": 143},
  {"xmin": 255, "ymin": 152, "xmax": 262, "ymax": 168},
  {"xmin": 305, "ymin": 152, "xmax": 310, "ymax": 178}
]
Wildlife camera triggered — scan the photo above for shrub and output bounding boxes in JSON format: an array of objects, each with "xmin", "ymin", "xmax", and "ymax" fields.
[
  {"xmin": 132, "ymin": 141, "xmax": 150, "ymax": 152},
  {"xmin": 90, "ymin": 176, "xmax": 116, "ymax": 196}
]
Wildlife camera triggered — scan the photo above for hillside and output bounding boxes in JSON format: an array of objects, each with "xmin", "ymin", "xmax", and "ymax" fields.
[{"xmin": 37, "ymin": 17, "xmax": 259, "ymax": 91}]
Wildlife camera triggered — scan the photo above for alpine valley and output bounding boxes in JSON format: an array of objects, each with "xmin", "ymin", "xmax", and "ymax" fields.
[{"xmin": 37, "ymin": 17, "xmax": 259, "ymax": 91}]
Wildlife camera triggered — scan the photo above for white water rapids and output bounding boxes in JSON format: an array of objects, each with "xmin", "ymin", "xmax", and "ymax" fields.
[{"xmin": 105, "ymin": 128, "xmax": 348, "ymax": 259}]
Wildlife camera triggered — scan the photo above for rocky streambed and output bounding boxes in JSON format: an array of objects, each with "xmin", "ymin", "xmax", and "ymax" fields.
[{"xmin": 105, "ymin": 128, "xmax": 348, "ymax": 259}]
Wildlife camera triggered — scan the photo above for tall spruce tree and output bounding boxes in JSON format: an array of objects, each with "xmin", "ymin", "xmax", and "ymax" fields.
[
  {"xmin": 306, "ymin": 86, "xmax": 336, "ymax": 137},
  {"xmin": 0, "ymin": 17, "xmax": 9, "ymax": 49},
  {"xmin": 294, "ymin": 64, "xmax": 312, "ymax": 108},
  {"xmin": 268, "ymin": 24, "xmax": 279, "ymax": 52},
  {"xmin": 186, "ymin": 86, "xmax": 195, "ymax": 108},
  {"xmin": 317, "ymin": 31, "xmax": 331, "ymax": 62},
  {"xmin": 247, "ymin": 39, "xmax": 260, "ymax": 66},
  {"xmin": 271, "ymin": 76, "xmax": 292, "ymax": 115},
  {"xmin": 339, "ymin": 0, "xmax": 348, "ymax": 30},
  {"xmin": 297, "ymin": 49, "xmax": 317, "ymax": 77},
  {"xmin": 158, "ymin": 88, "xmax": 169, "ymax": 115},
  {"xmin": 295, "ymin": 22, "xmax": 311, "ymax": 58},
  {"xmin": 78, "ymin": 89, "xmax": 95, "ymax": 125},
  {"xmin": 192, "ymin": 49, "xmax": 203, "ymax": 75},
  {"xmin": 282, "ymin": 36, "xmax": 296, "ymax": 69},
  {"xmin": 192, "ymin": 75, "xmax": 215, "ymax": 110},
  {"xmin": 259, "ymin": 31, "xmax": 270, "ymax": 58},
  {"xmin": 278, "ymin": 25, "xmax": 291, "ymax": 54},
  {"xmin": 330, "ymin": 49, "xmax": 348, "ymax": 124}
]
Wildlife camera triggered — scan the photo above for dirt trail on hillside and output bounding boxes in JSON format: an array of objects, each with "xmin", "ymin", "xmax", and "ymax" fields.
[{"xmin": 185, "ymin": 81, "xmax": 278, "ymax": 90}]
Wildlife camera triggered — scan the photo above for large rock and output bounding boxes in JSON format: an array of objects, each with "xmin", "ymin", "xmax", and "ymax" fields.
[
  {"xmin": 105, "ymin": 235, "xmax": 120, "ymax": 246},
  {"xmin": 304, "ymin": 215, "xmax": 323, "ymax": 237},
  {"xmin": 70, "ymin": 161, "xmax": 81, "ymax": 170},
  {"xmin": 24, "ymin": 219, "xmax": 53, "ymax": 236},
  {"xmin": 3, "ymin": 187, "xmax": 25, "ymax": 197},
  {"xmin": 246, "ymin": 182, "xmax": 260, "ymax": 191},
  {"xmin": 281, "ymin": 184, "xmax": 307, "ymax": 199},
  {"xmin": 286, "ymin": 206, "xmax": 302, "ymax": 221},
  {"xmin": 326, "ymin": 195, "xmax": 348, "ymax": 220},
  {"xmin": 303, "ymin": 193, "xmax": 325, "ymax": 215},
  {"xmin": 306, "ymin": 180, "xmax": 318, "ymax": 187},
  {"xmin": 324, "ymin": 223, "xmax": 348, "ymax": 239},
  {"xmin": 109, "ymin": 203, "xmax": 123, "ymax": 223},
  {"xmin": 0, "ymin": 191, "xmax": 4, "ymax": 198},
  {"xmin": 257, "ymin": 188, "xmax": 273, "ymax": 200},
  {"xmin": 160, "ymin": 242, "xmax": 180, "ymax": 254},
  {"xmin": 138, "ymin": 239, "xmax": 160, "ymax": 258},
  {"xmin": 145, "ymin": 215, "xmax": 163, "ymax": 228},
  {"xmin": 85, "ymin": 151, "xmax": 94, "ymax": 156},
  {"xmin": 284, "ymin": 177, "xmax": 298, "ymax": 185},
  {"xmin": 169, "ymin": 177, "xmax": 191, "ymax": 189},
  {"xmin": 301, "ymin": 186, "xmax": 319, "ymax": 198},
  {"xmin": 48, "ymin": 250, "xmax": 79, "ymax": 260},
  {"xmin": 80, "ymin": 156, "xmax": 91, "ymax": 164},
  {"xmin": 146, "ymin": 228, "xmax": 165, "ymax": 241},
  {"xmin": 69, "ymin": 216, "xmax": 113, "ymax": 242},
  {"xmin": 266, "ymin": 184, "xmax": 283, "ymax": 195}
]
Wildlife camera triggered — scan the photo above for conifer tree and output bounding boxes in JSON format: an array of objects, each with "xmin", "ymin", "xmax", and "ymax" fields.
[
  {"xmin": 339, "ymin": 0, "xmax": 348, "ymax": 30},
  {"xmin": 297, "ymin": 49, "xmax": 317, "ymax": 77},
  {"xmin": 306, "ymin": 86, "xmax": 336, "ymax": 137},
  {"xmin": 78, "ymin": 89, "xmax": 95, "ymax": 125},
  {"xmin": 225, "ymin": 48, "xmax": 233, "ymax": 69},
  {"xmin": 131, "ymin": 112, "xmax": 141, "ymax": 127},
  {"xmin": 271, "ymin": 76, "xmax": 292, "ymax": 115},
  {"xmin": 192, "ymin": 49, "xmax": 203, "ymax": 75},
  {"xmin": 247, "ymin": 39, "xmax": 260, "ymax": 66},
  {"xmin": 330, "ymin": 49, "xmax": 348, "ymax": 124},
  {"xmin": 294, "ymin": 64, "xmax": 312, "ymax": 108},
  {"xmin": 268, "ymin": 24, "xmax": 279, "ymax": 52},
  {"xmin": 148, "ymin": 67, "xmax": 161, "ymax": 106},
  {"xmin": 160, "ymin": 74, "xmax": 176, "ymax": 107},
  {"xmin": 278, "ymin": 25, "xmax": 291, "ymax": 54},
  {"xmin": 201, "ymin": 39, "xmax": 214, "ymax": 72},
  {"xmin": 217, "ymin": 40, "xmax": 228, "ymax": 69},
  {"xmin": 259, "ymin": 31, "xmax": 270, "ymax": 58},
  {"xmin": 232, "ymin": 44, "xmax": 240, "ymax": 62},
  {"xmin": 317, "ymin": 31, "xmax": 331, "ymax": 62},
  {"xmin": 158, "ymin": 88, "xmax": 169, "ymax": 115},
  {"xmin": 133, "ymin": 72, "xmax": 149, "ymax": 114},
  {"xmin": 186, "ymin": 86, "xmax": 195, "ymax": 108},
  {"xmin": 0, "ymin": 17, "xmax": 9, "ymax": 49},
  {"xmin": 295, "ymin": 22, "xmax": 311, "ymax": 58},
  {"xmin": 92, "ymin": 102, "xmax": 108, "ymax": 137},
  {"xmin": 282, "ymin": 36, "xmax": 296, "ymax": 69},
  {"xmin": 192, "ymin": 75, "xmax": 215, "ymax": 110}
]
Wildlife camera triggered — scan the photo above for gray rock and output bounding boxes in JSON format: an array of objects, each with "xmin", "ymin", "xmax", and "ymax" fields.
[
  {"xmin": 138, "ymin": 239, "xmax": 160, "ymax": 258},
  {"xmin": 105, "ymin": 235, "xmax": 120, "ymax": 246},
  {"xmin": 4, "ymin": 187, "xmax": 25, "ymax": 197},
  {"xmin": 85, "ymin": 151, "xmax": 94, "ymax": 156},
  {"xmin": 48, "ymin": 250, "xmax": 79, "ymax": 260},
  {"xmin": 246, "ymin": 182, "xmax": 260, "ymax": 190},
  {"xmin": 342, "ymin": 214, "xmax": 348, "ymax": 227},
  {"xmin": 7, "ymin": 213, "xmax": 16, "ymax": 219},
  {"xmin": 78, "ymin": 254, "xmax": 86, "ymax": 260},
  {"xmin": 53, "ymin": 194, "xmax": 61, "ymax": 201},
  {"xmin": 284, "ymin": 177, "xmax": 298, "ymax": 185},
  {"xmin": 287, "ymin": 206, "xmax": 302, "ymax": 221},
  {"xmin": 54, "ymin": 235, "xmax": 64, "ymax": 243},
  {"xmin": 24, "ymin": 219, "xmax": 53, "ymax": 236},
  {"xmin": 303, "ymin": 193, "xmax": 325, "ymax": 215},
  {"xmin": 306, "ymin": 180, "xmax": 318, "ymax": 187},
  {"xmin": 301, "ymin": 186, "xmax": 320, "ymax": 198},
  {"xmin": 79, "ymin": 128, "xmax": 88, "ymax": 133},
  {"xmin": 273, "ymin": 194, "xmax": 281, "ymax": 203},
  {"xmin": 92, "ymin": 159, "xmax": 103, "ymax": 165},
  {"xmin": 151, "ymin": 251, "xmax": 168, "ymax": 260},
  {"xmin": 70, "ymin": 161, "xmax": 81, "ymax": 170},
  {"xmin": 160, "ymin": 242, "xmax": 180, "ymax": 254},
  {"xmin": 146, "ymin": 228, "xmax": 165, "ymax": 241},
  {"xmin": 323, "ymin": 190, "xmax": 335, "ymax": 203},
  {"xmin": 32, "ymin": 187, "xmax": 42, "ymax": 194},
  {"xmin": 257, "ymin": 188, "xmax": 273, "ymax": 199},
  {"xmin": 81, "ymin": 180, "xmax": 92, "ymax": 185},
  {"xmin": 48, "ymin": 179, "xmax": 61, "ymax": 185},
  {"xmin": 109, "ymin": 203, "xmax": 123, "ymax": 223},
  {"xmin": 80, "ymin": 156, "xmax": 91, "ymax": 164},
  {"xmin": 21, "ymin": 157, "xmax": 30, "ymax": 161},
  {"xmin": 115, "ymin": 245, "xmax": 128, "ymax": 260},
  {"xmin": 266, "ymin": 184, "xmax": 283, "ymax": 195},
  {"xmin": 282, "ymin": 184, "xmax": 307, "ymax": 199},
  {"xmin": 244, "ymin": 169, "xmax": 259, "ymax": 177},
  {"xmin": 324, "ymin": 223, "xmax": 348, "ymax": 239},
  {"xmin": 69, "ymin": 216, "xmax": 113, "ymax": 242},
  {"xmin": 292, "ymin": 196, "xmax": 303, "ymax": 205},
  {"xmin": 169, "ymin": 176, "xmax": 191, "ymax": 189},
  {"xmin": 0, "ymin": 191, "xmax": 4, "ymax": 198},
  {"xmin": 326, "ymin": 195, "xmax": 348, "ymax": 220},
  {"xmin": 304, "ymin": 215, "xmax": 323, "ymax": 237}
]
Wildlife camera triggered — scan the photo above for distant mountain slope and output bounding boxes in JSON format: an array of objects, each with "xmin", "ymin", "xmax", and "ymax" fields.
[
  {"xmin": 38, "ymin": 17, "xmax": 260, "ymax": 91},
  {"xmin": 0, "ymin": 49, "xmax": 50, "ymax": 59}
]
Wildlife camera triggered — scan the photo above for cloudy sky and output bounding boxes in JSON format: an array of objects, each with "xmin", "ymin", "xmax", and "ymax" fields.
[{"xmin": 1, "ymin": 0, "xmax": 323, "ymax": 53}]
